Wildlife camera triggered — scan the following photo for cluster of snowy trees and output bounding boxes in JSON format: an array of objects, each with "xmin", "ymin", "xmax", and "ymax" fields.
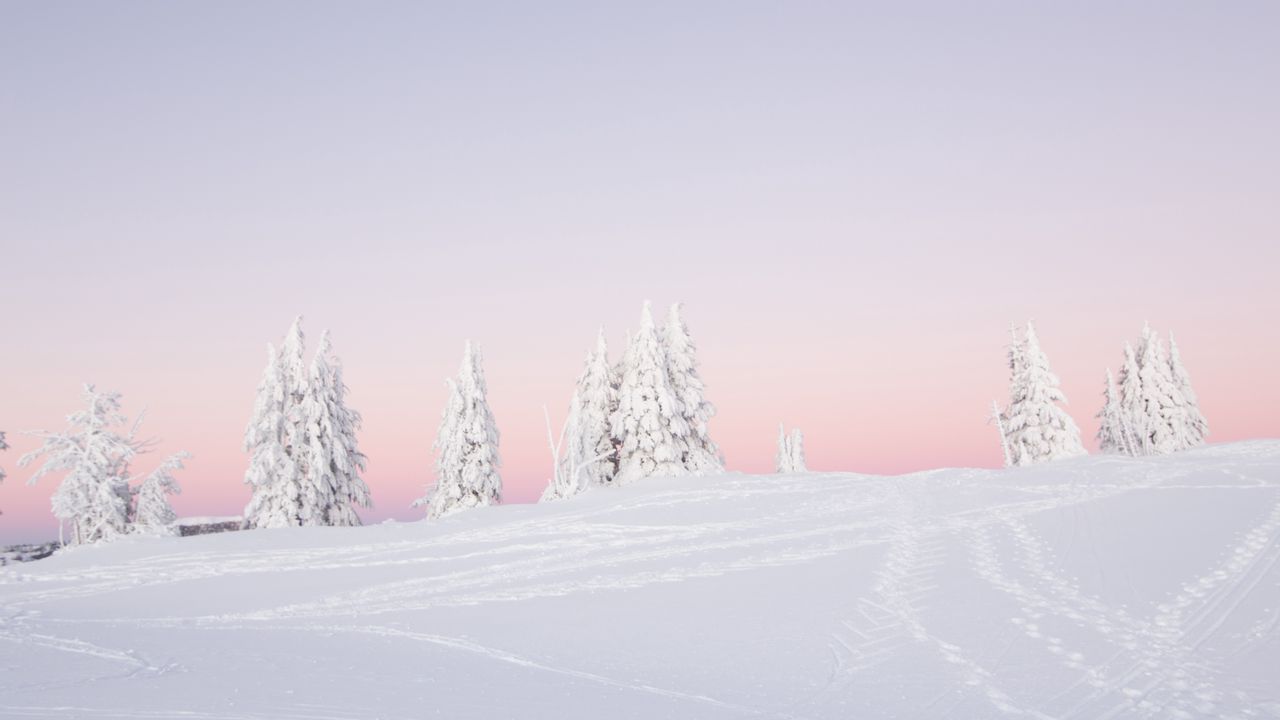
[
  {"xmin": 775, "ymin": 425, "xmax": 807, "ymax": 473},
  {"xmin": 1096, "ymin": 324, "xmax": 1208, "ymax": 456},
  {"xmin": 415, "ymin": 341, "xmax": 503, "ymax": 519},
  {"xmin": 995, "ymin": 322, "xmax": 1208, "ymax": 468},
  {"xmin": 243, "ymin": 317, "xmax": 371, "ymax": 529},
  {"xmin": 542, "ymin": 302, "xmax": 723, "ymax": 502},
  {"xmin": 18, "ymin": 385, "xmax": 188, "ymax": 544}
]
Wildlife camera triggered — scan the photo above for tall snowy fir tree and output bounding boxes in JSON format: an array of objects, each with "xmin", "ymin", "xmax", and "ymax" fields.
[
  {"xmin": 133, "ymin": 452, "xmax": 188, "ymax": 534},
  {"xmin": 419, "ymin": 342, "xmax": 502, "ymax": 519},
  {"xmin": 1000, "ymin": 323, "xmax": 1086, "ymax": 466},
  {"xmin": 776, "ymin": 425, "xmax": 807, "ymax": 473},
  {"xmin": 611, "ymin": 302, "xmax": 689, "ymax": 484},
  {"xmin": 242, "ymin": 341, "xmax": 299, "ymax": 529},
  {"xmin": 663, "ymin": 303, "xmax": 723, "ymax": 473},
  {"xmin": 1116, "ymin": 341, "xmax": 1147, "ymax": 456},
  {"xmin": 1168, "ymin": 334, "xmax": 1209, "ymax": 447},
  {"xmin": 776, "ymin": 424, "xmax": 792, "ymax": 473},
  {"xmin": 789, "ymin": 428, "xmax": 807, "ymax": 472},
  {"xmin": 570, "ymin": 329, "xmax": 621, "ymax": 486},
  {"xmin": 1095, "ymin": 369, "xmax": 1130, "ymax": 455},
  {"xmin": 1137, "ymin": 326, "xmax": 1192, "ymax": 454},
  {"xmin": 20, "ymin": 386, "xmax": 144, "ymax": 544},
  {"xmin": 300, "ymin": 331, "xmax": 371, "ymax": 526},
  {"xmin": 543, "ymin": 329, "xmax": 620, "ymax": 501}
]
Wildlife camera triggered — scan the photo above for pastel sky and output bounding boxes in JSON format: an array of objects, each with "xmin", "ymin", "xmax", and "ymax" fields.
[{"xmin": 2, "ymin": 2, "xmax": 1278, "ymax": 544}]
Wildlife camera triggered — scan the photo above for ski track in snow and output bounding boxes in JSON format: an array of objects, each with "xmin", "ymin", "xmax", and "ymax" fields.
[{"xmin": 2, "ymin": 443, "xmax": 1280, "ymax": 718}]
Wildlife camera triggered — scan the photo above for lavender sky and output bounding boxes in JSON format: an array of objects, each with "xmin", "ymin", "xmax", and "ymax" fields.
[{"xmin": 2, "ymin": 2, "xmax": 1278, "ymax": 543}]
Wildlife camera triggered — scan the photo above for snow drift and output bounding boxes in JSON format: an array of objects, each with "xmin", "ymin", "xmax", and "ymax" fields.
[{"xmin": 2, "ymin": 441, "xmax": 1278, "ymax": 719}]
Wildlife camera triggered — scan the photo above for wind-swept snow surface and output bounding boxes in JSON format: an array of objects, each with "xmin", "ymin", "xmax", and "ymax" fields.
[{"xmin": 2, "ymin": 442, "xmax": 1279, "ymax": 719}]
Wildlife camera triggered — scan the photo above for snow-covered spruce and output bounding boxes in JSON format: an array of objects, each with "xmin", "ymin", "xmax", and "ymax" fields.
[
  {"xmin": 300, "ymin": 330, "xmax": 371, "ymax": 526},
  {"xmin": 1095, "ymin": 369, "xmax": 1132, "ymax": 455},
  {"xmin": 571, "ymin": 329, "xmax": 621, "ymax": 488},
  {"xmin": 1116, "ymin": 341, "xmax": 1147, "ymax": 456},
  {"xmin": 1000, "ymin": 323, "xmax": 1086, "ymax": 466},
  {"xmin": 1168, "ymin": 334, "xmax": 1208, "ymax": 448},
  {"xmin": 242, "ymin": 342, "xmax": 294, "ymax": 528},
  {"xmin": 1137, "ymin": 324, "xmax": 1192, "ymax": 455},
  {"xmin": 663, "ymin": 303, "xmax": 723, "ymax": 473},
  {"xmin": 542, "ymin": 330, "xmax": 619, "ymax": 501},
  {"xmin": 243, "ymin": 317, "xmax": 310, "ymax": 529},
  {"xmin": 20, "ymin": 386, "xmax": 149, "ymax": 544},
  {"xmin": 133, "ymin": 452, "xmax": 188, "ymax": 535},
  {"xmin": 789, "ymin": 428, "xmax": 807, "ymax": 472},
  {"xmin": 611, "ymin": 302, "xmax": 689, "ymax": 484},
  {"xmin": 776, "ymin": 424, "xmax": 807, "ymax": 473},
  {"xmin": 418, "ymin": 341, "xmax": 502, "ymax": 519}
]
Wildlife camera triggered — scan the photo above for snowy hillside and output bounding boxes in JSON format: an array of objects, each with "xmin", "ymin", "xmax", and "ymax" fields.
[{"xmin": 2, "ymin": 442, "xmax": 1279, "ymax": 719}]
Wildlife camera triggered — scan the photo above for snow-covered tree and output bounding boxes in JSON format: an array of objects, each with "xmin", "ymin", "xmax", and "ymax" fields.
[
  {"xmin": 1167, "ymin": 334, "xmax": 1208, "ymax": 448},
  {"xmin": 790, "ymin": 428, "xmax": 807, "ymax": 472},
  {"xmin": 1001, "ymin": 323, "xmax": 1086, "ymax": 466},
  {"xmin": 1116, "ymin": 341, "xmax": 1147, "ymax": 456},
  {"xmin": 570, "ymin": 329, "xmax": 620, "ymax": 487},
  {"xmin": 1095, "ymin": 369, "xmax": 1131, "ymax": 455},
  {"xmin": 542, "ymin": 330, "xmax": 619, "ymax": 501},
  {"xmin": 611, "ymin": 302, "xmax": 689, "ymax": 483},
  {"xmin": 242, "ymin": 339, "xmax": 301, "ymax": 529},
  {"xmin": 418, "ymin": 341, "xmax": 502, "ymax": 519},
  {"xmin": 20, "ymin": 386, "xmax": 144, "ymax": 545},
  {"xmin": 1137, "ymin": 325, "xmax": 1191, "ymax": 454},
  {"xmin": 133, "ymin": 452, "xmax": 188, "ymax": 534},
  {"xmin": 776, "ymin": 425, "xmax": 807, "ymax": 473},
  {"xmin": 776, "ymin": 424, "xmax": 792, "ymax": 473},
  {"xmin": 300, "ymin": 330, "xmax": 371, "ymax": 526},
  {"xmin": 663, "ymin": 303, "xmax": 723, "ymax": 473}
]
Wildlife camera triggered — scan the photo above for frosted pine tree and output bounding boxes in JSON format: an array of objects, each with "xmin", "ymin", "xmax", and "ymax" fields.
[
  {"xmin": 1001, "ymin": 323, "xmax": 1086, "ymax": 466},
  {"xmin": 242, "ymin": 343, "xmax": 297, "ymax": 528},
  {"xmin": 1137, "ymin": 326, "xmax": 1191, "ymax": 454},
  {"xmin": 542, "ymin": 330, "xmax": 619, "ymax": 501},
  {"xmin": 419, "ymin": 342, "xmax": 502, "ymax": 519},
  {"xmin": 19, "ymin": 386, "xmax": 144, "ymax": 544},
  {"xmin": 1116, "ymin": 342, "xmax": 1147, "ymax": 455},
  {"xmin": 133, "ymin": 452, "xmax": 188, "ymax": 535},
  {"xmin": 1167, "ymin": 334, "xmax": 1208, "ymax": 447},
  {"xmin": 776, "ymin": 425, "xmax": 808, "ymax": 473},
  {"xmin": 571, "ymin": 329, "xmax": 620, "ymax": 486},
  {"xmin": 775, "ymin": 424, "xmax": 793, "ymax": 473},
  {"xmin": 790, "ymin": 428, "xmax": 807, "ymax": 472},
  {"xmin": 243, "ymin": 317, "xmax": 309, "ymax": 529},
  {"xmin": 663, "ymin": 303, "xmax": 723, "ymax": 473},
  {"xmin": 611, "ymin": 302, "xmax": 689, "ymax": 483},
  {"xmin": 300, "ymin": 330, "xmax": 371, "ymax": 526},
  {"xmin": 1095, "ymin": 369, "xmax": 1131, "ymax": 455}
]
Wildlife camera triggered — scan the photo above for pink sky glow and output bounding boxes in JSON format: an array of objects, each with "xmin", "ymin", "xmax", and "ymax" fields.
[{"xmin": 1, "ymin": 3, "xmax": 1278, "ymax": 543}]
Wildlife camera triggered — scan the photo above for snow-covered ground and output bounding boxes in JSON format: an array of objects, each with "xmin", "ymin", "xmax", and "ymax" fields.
[{"xmin": 2, "ymin": 442, "xmax": 1278, "ymax": 719}]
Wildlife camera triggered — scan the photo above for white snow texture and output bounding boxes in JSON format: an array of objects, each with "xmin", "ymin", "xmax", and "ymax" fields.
[{"xmin": 3, "ymin": 442, "xmax": 1279, "ymax": 719}]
